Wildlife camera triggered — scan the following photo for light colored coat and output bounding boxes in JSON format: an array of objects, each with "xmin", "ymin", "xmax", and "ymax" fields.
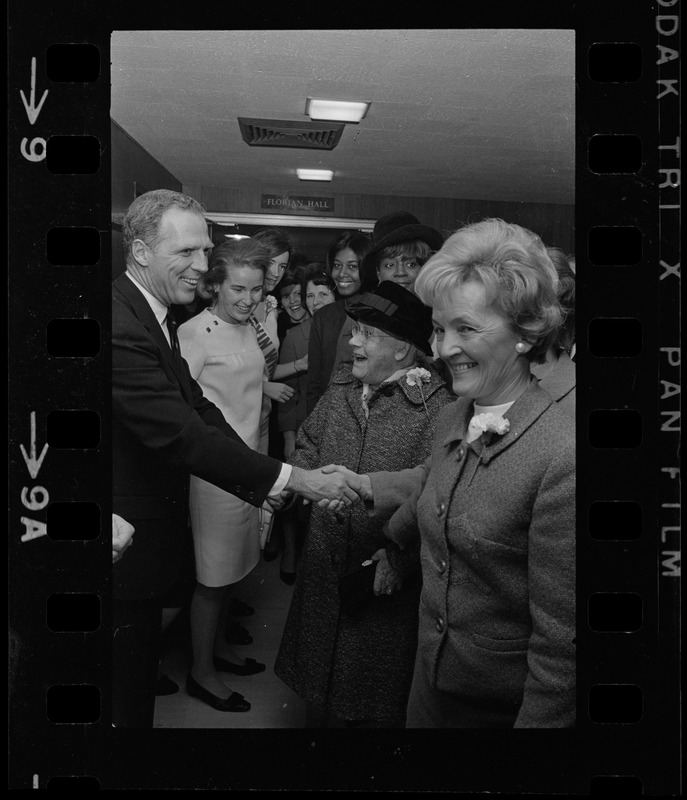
[
  {"xmin": 275, "ymin": 364, "xmax": 454, "ymax": 724},
  {"xmin": 384, "ymin": 381, "xmax": 575, "ymax": 727}
]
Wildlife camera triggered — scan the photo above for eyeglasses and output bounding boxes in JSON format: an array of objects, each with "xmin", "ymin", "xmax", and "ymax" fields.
[{"xmin": 351, "ymin": 323, "xmax": 391, "ymax": 341}]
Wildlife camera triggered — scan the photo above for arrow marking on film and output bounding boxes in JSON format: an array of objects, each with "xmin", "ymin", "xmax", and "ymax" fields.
[
  {"xmin": 20, "ymin": 57, "xmax": 49, "ymax": 126},
  {"xmin": 20, "ymin": 412, "xmax": 49, "ymax": 480}
]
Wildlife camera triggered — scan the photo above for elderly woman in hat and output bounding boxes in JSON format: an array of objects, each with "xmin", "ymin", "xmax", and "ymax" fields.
[
  {"xmin": 357, "ymin": 210, "xmax": 450, "ymax": 385},
  {"xmin": 275, "ymin": 282, "xmax": 454, "ymax": 728},
  {"xmin": 306, "ymin": 215, "xmax": 443, "ymax": 413},
  {"xmin": 333, "ymin": 219, "xmax": 575, "ymax": 728}
]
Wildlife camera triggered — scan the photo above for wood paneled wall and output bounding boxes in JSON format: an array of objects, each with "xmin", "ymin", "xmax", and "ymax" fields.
[{"xmin": 186, "ymin": 184, "xmax": 575, "ymax": 255}]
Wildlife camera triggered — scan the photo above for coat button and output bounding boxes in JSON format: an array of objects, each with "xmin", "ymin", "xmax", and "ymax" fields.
[
  {"xmin": 436, "ymin": 617, "xmax": 444, "ymax": 633},
  {"xmin": 457, "ymin": 447, "xmax": 465, "ymax": 460},
  {"xmin": 437, "ymin": 503, "xmax": 446, "ymax": 516},
  {"xmin": 437, "ymin": 559, "xmax": 447, "ymax": 573}
]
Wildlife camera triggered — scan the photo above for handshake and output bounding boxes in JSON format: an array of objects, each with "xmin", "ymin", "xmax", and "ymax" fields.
[{"xmin": 266, "ymin": 464, "xmax": 373, "ymax": 512}]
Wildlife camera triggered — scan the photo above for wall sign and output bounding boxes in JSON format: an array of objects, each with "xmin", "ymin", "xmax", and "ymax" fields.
[{"xmin": 261, "ymin": 194, "xmax": 335, "ymax": 213}]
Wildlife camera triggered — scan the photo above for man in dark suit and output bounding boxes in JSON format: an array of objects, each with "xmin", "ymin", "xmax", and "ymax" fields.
[{"xmin": 113, "ymin": 189, "xmax": 356, "ymax": 726}]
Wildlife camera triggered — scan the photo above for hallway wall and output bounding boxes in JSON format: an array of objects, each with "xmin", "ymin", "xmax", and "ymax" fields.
[
  {"xmin": 187, "ymin": 183, "xmax": 575, "ymax": 255},
  {"xmin": 111, "ymin": 118, "xmax": 575, "ymax": 280},
  {"xmin": 111, "ymin": 120, "xmax": 183, "ymax": 279}
]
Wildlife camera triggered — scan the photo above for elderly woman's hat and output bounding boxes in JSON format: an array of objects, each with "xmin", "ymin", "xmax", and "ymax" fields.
[{"xmin": 346, "ymin": 280, "xmax": 434, "ymax": 356}]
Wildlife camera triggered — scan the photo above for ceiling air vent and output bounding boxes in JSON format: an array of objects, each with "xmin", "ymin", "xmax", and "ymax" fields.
[{"xmin": 237, "ymin": 118, "xmax": 345, "ymax": 150}]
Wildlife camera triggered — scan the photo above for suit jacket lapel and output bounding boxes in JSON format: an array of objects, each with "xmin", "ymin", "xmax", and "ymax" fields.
[
  {"xmin": 480, "ymin": 382, "xmax": 553, "ymax": 464},
  {"xmin": 113, "ymin": 273, "xmax": 192, "ymax": 397},
  {"xmin": 439, "ymin": 381, "xmax": 554, "ymax": 464}
]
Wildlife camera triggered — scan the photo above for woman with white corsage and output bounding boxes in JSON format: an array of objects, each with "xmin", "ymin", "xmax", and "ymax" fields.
[
  {"xmin": 331, "ymin": 218, "xmax": 576, "ymax": 728},
  {"xmin": 275, "ymin": 281, "xmax": 453, "ymax": 728}
]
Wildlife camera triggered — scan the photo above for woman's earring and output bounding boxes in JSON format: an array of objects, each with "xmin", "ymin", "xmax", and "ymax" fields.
[{"xmin": 515, "ymin": 342, "xmax": 526, "ymax": 353}]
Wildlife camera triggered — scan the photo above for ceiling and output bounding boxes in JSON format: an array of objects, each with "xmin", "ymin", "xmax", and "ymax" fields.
[{"xmin": 110, "ymin": 29, "xmax": 575, "ymax": 206}]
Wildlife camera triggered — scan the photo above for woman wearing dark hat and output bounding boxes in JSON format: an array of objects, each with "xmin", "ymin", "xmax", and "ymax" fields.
[
  {"xmin": 360, "ymin": 210, "xmax": 444, "ymax": 294},
  {"xmin": 275, "ymin": 281, "xmax": 453, "ymax": 728}
]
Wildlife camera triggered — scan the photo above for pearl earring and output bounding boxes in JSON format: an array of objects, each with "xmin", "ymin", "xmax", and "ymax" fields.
[{"xmin": 515, "ymin": 342, "xmax": 526, "ymax": 353}]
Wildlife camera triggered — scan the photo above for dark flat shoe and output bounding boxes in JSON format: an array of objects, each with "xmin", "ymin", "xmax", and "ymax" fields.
[
  {"xmin": 280, "ymin": 569, "xmax": 297, "ymax": 585},
  {"xmin": 213, "ymin": 656, "xmax": 266, "ymax": 676},
  {"xmin": 225, "ymin": 621, "xmax": 253, "ymax": 645},
  {"xmin": 227, "ymin": 598, "xmax": 255, "ymax": 617},
  {"xmin": 155, "ymin": 674, "xmax": 179, "ymax": 696},
  {"xmin": 262, "ymin": 547, "xmax": 279, "ymax": 562},
  {"xmin": 186, "ymin": 674, "xmax": 250, "ymax": 712}
]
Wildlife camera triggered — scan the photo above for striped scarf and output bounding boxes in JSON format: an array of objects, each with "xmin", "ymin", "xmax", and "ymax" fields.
[{"xmin": 250, "ymin": 315, "xmax": 279, "ymax": 378}]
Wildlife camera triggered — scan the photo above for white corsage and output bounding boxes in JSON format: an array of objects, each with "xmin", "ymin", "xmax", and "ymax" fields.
[
  {"xmin": 405, "ymin": 367, "xmax": 431, "ymax": 387},
  {"xmin": 406, "ymin": 367, "xmax": 432, "ymax": 420},
  {"xmin": 468, "ymin": 412, "xmax": 510, "ymax": 438},
  {"xmin": 264, "ymin": 294, "xmax": 279, "ymax": 316}
]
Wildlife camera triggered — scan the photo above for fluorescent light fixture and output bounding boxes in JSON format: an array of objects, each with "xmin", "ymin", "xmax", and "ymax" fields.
[
  {"xmin": 296, "ymin": 168, "xmax": 333, "ymax": 181},
  {"xmin": 223, "ymin": 233, "xmax": 250, "ymax": 240},
  {"xmin": 306, "ymin": 98, "xmax": 370, "ymax": 123}
]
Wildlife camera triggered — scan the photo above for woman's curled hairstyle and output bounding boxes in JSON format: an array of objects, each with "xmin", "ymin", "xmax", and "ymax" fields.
[
  {"xmin": 414, "ymin": 218, "xmax": 563, "ymax": 363},
  {"xmin": 198, "ymin": 238, "xmax": 271, "ymax": 299},
  {"xmin": 250, "ymin": 227, "xmax": 295, "ymax": 261},
  {"xmin": 299, "ymin": 261, "xmax": 337, "ymax": 304}
]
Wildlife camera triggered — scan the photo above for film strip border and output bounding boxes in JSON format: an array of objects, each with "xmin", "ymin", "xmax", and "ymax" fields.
[
  {"xmin": 577, "ymin": 8, "xmax": 681, "ymax": 793},
  {"xmin": 7, "ymin": 3, "xmax": 681, "ymax": 794}
]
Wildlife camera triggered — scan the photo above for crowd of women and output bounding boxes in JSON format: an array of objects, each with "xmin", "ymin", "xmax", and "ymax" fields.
[{"xmin": 135, "ymin": 209, "xmax": 577, "ymax": 728}]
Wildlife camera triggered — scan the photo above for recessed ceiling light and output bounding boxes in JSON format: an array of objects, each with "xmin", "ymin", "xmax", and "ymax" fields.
[
  {"xmin": 305, "ymin": 98, "xmax": 370, "ymax": 123},
  {"xmin": 296, "ymin": 168, "xmax": 333, "ymax": 181}
]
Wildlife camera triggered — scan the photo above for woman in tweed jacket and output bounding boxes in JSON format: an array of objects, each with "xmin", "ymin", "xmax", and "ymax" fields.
[
  {"xmin": 335, "ymin": 219, "xmax": 575, "ymax": 728},
  {"xmin": 275, "ymin": 282, "xmax": 454, "ymax": 727}
]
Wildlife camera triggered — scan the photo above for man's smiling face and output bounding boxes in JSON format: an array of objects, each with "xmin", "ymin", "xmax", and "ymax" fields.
[{"xmin": 134, "ymin": 207, "xmax": 213, "ymax": 306}]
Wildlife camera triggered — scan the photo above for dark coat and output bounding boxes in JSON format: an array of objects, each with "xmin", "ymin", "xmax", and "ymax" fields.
[
  {"xmin": 112, "ymin": 273, "xmax": 282, "ymax": 601},
  {"xmin": 277, "ymin": 316, "xmax": 311, "ymax": 434},
  {"xmin": 387, "ymin": 381, "xmax": 576, "ymax": 727},
  {"xmin": 305, "ymin": 299, "xmax": 348, "ymax": 414},
  {"xmin": 275, "ymin": 364, "xmax": 454, "ymax": 724}
]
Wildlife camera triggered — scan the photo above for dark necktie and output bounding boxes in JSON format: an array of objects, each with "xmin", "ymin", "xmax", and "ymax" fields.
[{"xmin": 165, "ymin": 313, "xmax": 181, "ymax": 360}]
